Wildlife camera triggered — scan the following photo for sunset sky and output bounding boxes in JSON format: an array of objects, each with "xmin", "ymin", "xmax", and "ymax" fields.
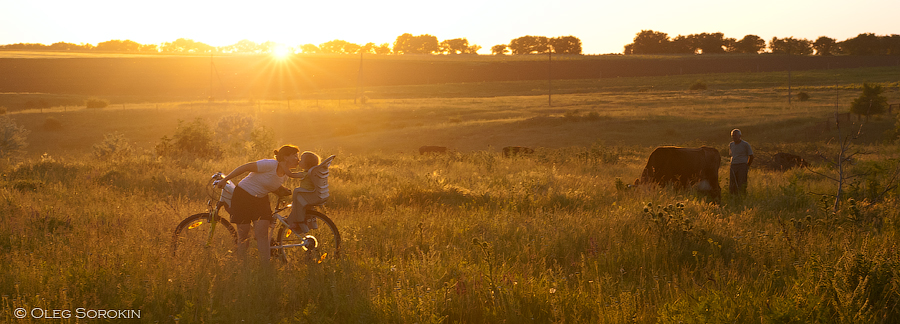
[{"xmin": 1, "ymin": 0, "xmax": 898, "ymax": 54}]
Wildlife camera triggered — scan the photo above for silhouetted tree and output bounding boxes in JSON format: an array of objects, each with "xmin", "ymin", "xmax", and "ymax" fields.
[
  {"xmin": 374, "ymin": 43, "xmax": 391, "ymax": 55},
  {"xmin": 724, "ymin": 35, "xmax": 765, "ymax": 53},
  {"xmin": 221, "ymin": 39, "xmax": 261, "ymax": 53},
  {"xmin": 692, "ymin": 32, "xmax": 726, "ymax": 54},
  {"xmin": 161, "ymin": 38, "xmax": 215, "ymax": 53},
  {"xmin": 627, "ymin": 30, "xmax": 670, "ymax": 54},
  {"xmin": 440, "ymin": 38, "xmax": 470, "ymax": 54},
  {"xmin": 0, "ymin": 43, "xmax": 48, "ymax": 50},
  {"xmin": 669, "ymin": 35, "xmax": 694, "ymax": 54},
  {"xmin": 95, "ymin": 39, "xmax": 141, "ymax": 52},
  {"xmin": 139, "ymin": 44, "xmax": 158, "ymax": 52},
  {"xmin": 885, "ymin": 34, "xmax": 900, "ymax": 55},
  {"xmin": 319, "ymin": 40, "xmax": 360, "ymax": 54},
  {"xmin": 300, "ymin": 44, "xmax": 319, "ymax": 54},
  {"xmin": 769, "ymin": 37, "xmax": 813, "ymax": 55},
  {"xmin": 48, "ymin": 42, "xmax": 79, "ymax": 51},
  {"xmin": 491, "ymin": 44, "xmax": 509, "ymax": 55},
  {"xmin": 393, "ymin": 34, "xmax": 439, "ymax": 54},
  {"xmin": 850, "ymin": 83, "xmax": 888, "ymax": 120},
  {"xmin": 812, "ymin": 36, "xmax": 837, "ymax": 56},
  {"xmin": 549, "ymin": 36, "xmax": 582, "ymax": 54},
  {"xmin": 360, "ymin": 42, "xmax": 377, "ymax": 54},
  {"xmin": 509, "ymin": 36, "xmax": 549, "ymax": 54},
  {"xmin": 841, "ymin": 33, "xmax": 882, "ymax": 55}
]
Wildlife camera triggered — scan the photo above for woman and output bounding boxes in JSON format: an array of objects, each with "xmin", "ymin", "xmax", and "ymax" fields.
[{"xmin": 216, "ymin": 145, "xmax": 304, "ymax": 265}]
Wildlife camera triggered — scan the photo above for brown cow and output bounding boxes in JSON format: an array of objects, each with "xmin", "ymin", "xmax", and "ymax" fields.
[
  {"xmin": 635, "ymin": 146, "xmax": 721, "ymax": 200},
  {"xmin": 419, "ymin": 146, "xmax": 447, "ymax": 155},
  {"xmin": 502, "ymin": 146, "xmax": 534, "ymax": 157}
]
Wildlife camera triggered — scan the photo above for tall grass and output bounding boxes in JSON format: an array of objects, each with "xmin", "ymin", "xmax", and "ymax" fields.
[
  {"xmin": 2, "ymin": 64, "xmax": 899, "ymax": 322},
  {"xmin": 1, "ymin": 140, "xmax": 898, "ymax": 322}
]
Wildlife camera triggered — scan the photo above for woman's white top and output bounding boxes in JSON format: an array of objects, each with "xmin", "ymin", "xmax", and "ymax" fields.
[{"xmin": 238, "ymin": 159, "xmax": 287, "ymax": 198}]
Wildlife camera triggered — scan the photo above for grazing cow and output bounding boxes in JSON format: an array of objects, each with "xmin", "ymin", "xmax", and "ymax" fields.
[
  {"xmin": 771, "ymin": 152, "xmax": 808, "ymax": 171},
  {"xmin": 419, "ymin": 146, "xmax": 447, "ymax": 155},
  {"xmin": 635, "ymin": 146, "xmax": 721, "ymax": 200},
  {"xmin": 503, "ymin": 146, "xmax": 534, "ymax": 157}
]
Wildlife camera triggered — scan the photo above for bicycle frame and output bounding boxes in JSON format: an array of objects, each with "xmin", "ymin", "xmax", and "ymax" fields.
[
  {"xmin": 204, "ymin": 173, "xmax": 325, "ymax": 252},
  {"xmin": 268, "ymin": 202, "xmax": 316, "ymax": 250}
]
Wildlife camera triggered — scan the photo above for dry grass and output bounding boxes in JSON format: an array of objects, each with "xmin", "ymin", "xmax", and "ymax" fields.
[{"xmin": 1, "ymin": 65, "xmax": 899, "ymax": 322}]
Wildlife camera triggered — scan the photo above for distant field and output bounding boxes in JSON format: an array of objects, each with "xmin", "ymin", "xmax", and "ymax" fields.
[
  {"xmin": 1, "ymin": 50, "xmax": 898, "ymax": 105},
  {"xmin": 5, "ymin": 64, "xmax": 899, "ymax": 159}
]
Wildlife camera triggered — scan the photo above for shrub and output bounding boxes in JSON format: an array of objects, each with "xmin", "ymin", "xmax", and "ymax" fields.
[
  {"xmin": 0, "ymin": 106, "xmax": 7, "ymax": 115},
  {"xmin": 850, "ymin": 83, "xmax": 888, "ymax": 118},
  {"xmin": 689, "ymin": 80, "xmax": 707, "ymax": 91},
  {"xmin": 92, "ymin": 132, "xmax": 134, "ymax": 160},
  {"xmin": 155, "ymin": 118, "xmax": 222, "ymax": 159},
  {"xmin": 0, "ymin": 116, "xmax": 29, "ymax": 160},
  {"xmin": 215, "ymin": 113, "xmax": 256, "ymax": 155},
  {"xmin": 797, "ymin": 91, "xmax": 810, "ymax": 102},
  {"xmin": 250, "ymin": 126, "xmax": 275, "ymax": 156},
  {"xmin": 85, "ymin": 98, "xmax": 109, "ymax": 109},
  {"xmin": 43, "ymin": 117, "xmax": 63, "ymax": 131}
]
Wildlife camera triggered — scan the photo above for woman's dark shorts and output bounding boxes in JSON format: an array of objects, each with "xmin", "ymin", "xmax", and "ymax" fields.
[{"xmin": 229, "ymin": 185, "xmax": 273, "ymax": 224}]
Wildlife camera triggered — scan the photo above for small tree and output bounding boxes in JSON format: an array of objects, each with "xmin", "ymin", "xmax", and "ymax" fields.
[
  {"xmin": 156, "ymin": 118, "xmax": 222, "ymax": 159},
  {"xmin": 850, "ymin": 83, "xmax": 888, "ymax": 121},
  {"xmin": 0, "ymin": 116, "xmax": 29, "ymax": 160},
  {"xmin": 92, "ymin": 132, "xmax": 133, "ymax": 160},
  {"xmin": 491, "ymin": 44, "xmax": 508, "ymax": 55}
]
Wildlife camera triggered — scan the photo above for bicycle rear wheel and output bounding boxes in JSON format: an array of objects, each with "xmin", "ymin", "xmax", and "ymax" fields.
[
  {"xmin": 274, "ymin": 210, "xmax": 341, "ymax": 265},
  {"xmin": 171, "ymin": 212, "xmax": 239, "ymax": 262}
]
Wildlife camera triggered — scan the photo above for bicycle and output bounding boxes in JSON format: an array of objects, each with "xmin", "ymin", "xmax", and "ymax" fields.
[{"xmin": 171, "ymin": 155, "xmax": 340, "ymax": 265}]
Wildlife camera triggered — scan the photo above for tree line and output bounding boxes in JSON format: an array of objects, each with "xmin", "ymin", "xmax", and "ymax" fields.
[
  {"xmin": 0, "ymin": 34, "xmax": 582, "ymax": 55},
  {"xmin": 4, "ymin": 31, "xmax": 898, "ymax": 56},
  {"xmin": 624, "ymin": 30, "xmax": 900, "ymax": 56}
]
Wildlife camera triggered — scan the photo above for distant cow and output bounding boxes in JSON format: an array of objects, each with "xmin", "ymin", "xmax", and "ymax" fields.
[
  {"xmin": 635, "ymin": 146, "xmax": 721, "ymax": 200},
  {"xmin": 503, "ymin": 146, "xmax": 534, "ymax": 157},
  {"xmin": 771, "ymin": 152, "xmax": 808, "ymax": 171},
  {"xmin": 419, "ymin": 146, "xmax": 447, "ymax": 155}
]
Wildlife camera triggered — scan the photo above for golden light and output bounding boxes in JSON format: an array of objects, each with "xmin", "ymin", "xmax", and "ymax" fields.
[{"xmin": 272, "ymin": 44, "xmax": 292, "ymax": 58}]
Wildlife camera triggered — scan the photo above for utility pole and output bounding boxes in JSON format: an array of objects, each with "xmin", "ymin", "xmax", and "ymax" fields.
[
  {"xmin": 355, "ymin": 52, "xmax": 363, "ymax": 104},
  {"xmin": 787, "ymin": 49, "xmax": 792, "ymax": 105},
  {"xmin": 548, "ymin": 47, "xmax": 552, "ymax": 107}
]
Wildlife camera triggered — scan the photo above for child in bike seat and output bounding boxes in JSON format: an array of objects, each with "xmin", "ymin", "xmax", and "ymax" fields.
[
  {"xmin": 286, "ymin": 151, "xmax": 322, "ymax": 233},
  {"xmin": 216, "ymin": 145, "xmax": 304, "ymax": 265}
]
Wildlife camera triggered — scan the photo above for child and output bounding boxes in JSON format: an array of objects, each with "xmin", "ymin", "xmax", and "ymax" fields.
[{"xmin": 287, "ymin": 151, "xmax": 322, "ymax": 233}]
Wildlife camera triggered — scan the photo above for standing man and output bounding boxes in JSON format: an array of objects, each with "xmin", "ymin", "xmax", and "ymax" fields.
[{"xmin": 729, "ymin": 129, "xmax": 754, "ymax": 195}]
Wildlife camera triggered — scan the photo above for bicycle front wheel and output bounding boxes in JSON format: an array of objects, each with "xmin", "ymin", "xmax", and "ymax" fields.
[
  {"xmin": 171, "ymin": 212, "xmax": 239, "ymax": 262},
  {"xmin": 274, "ymin": 210, "xmax": 341, "ymax": 265}
]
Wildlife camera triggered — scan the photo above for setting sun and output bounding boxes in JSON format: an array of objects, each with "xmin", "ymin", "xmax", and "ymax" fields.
[{"xmin": 272, "ymin": 44, "xmax": 292, "ymax": 58}]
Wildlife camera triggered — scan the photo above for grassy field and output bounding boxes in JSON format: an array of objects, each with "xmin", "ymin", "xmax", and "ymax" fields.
[{"xmin": 1, "ymin": 64, "xmax": 900, "ymax": 323}]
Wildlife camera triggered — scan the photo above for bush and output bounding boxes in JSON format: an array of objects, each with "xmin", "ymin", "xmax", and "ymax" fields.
[
  {"xmin": 215, "ymin": 114, "xmax": 256, "ymax": 155},
  {"xmin": 43, "ymin": 117, "xmax": 63, "ymax": 131},
  {"xmin": 797, "ymin": 91, "xmax": 810, "ymax": 102},
  {"xmin": 689, "ymin": 80, "xmax": 707, "ymax": 91},
  {"xmin": 0, "ymin": 116, "xmax": 29, "ymax": 160},
  {"xmin": 85, "ymin": 98, "xmax": 109, "ymax": 109},
  {"xmin": 92, "ymin": 132, "xmax": 134, "ymax": 160},
  {"xmin": 0, "ymin": 106, "xmax": 7, "ymax": 115},
  {"xmin": 850, "ymin": 83, "xmax": 888, "ymax": 118},
  {"xmin": 155, "ymin": 118, "xmax": 222, "ymax": 159}
]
